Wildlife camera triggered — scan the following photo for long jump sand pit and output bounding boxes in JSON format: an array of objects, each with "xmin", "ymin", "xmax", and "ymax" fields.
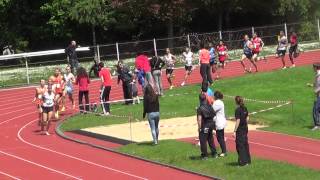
[{"xmin": 82, "ymin": 116, "xmax": 264, "ymax": 143}]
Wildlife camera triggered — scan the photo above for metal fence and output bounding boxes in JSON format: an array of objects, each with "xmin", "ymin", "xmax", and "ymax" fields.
[{"xmin": 1, "ymin": 19, "xmax": 320, "ymax": 87}]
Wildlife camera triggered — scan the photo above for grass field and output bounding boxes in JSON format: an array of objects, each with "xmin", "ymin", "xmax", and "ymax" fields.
[
  {"xmin": 60, "ymin": 65, "xmax": 320, "ymax": 179},
  {"xmin": 61, "ymin": 65, "xmax": 320, "ymax": 139},
  {"xmin": 118, "ymin": 140, "xmax": 320, "ymax": 180}
]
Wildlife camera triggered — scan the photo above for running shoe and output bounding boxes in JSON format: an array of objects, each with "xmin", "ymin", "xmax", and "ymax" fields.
[
  {"xmin": 169, "ymin": 85, "xmax": 174, "ymax": 90},
  {"xmin": 45, "ymin": 131, "xmax": 50, "ymax": 136},
  {"xmin": 282, "ymin": 66, "xmax": 287, "ymax": 70},
  {"xmin": 290, "ymin": 64, "xmax": 296, "ymax": 68},
  {"xmin": 181, "ymin": 82, "xmax": 185, "ymax": 86},
  {"xmin": 54, "ymin": 111, "xmax": 59, "ymax": 119},
  {"xmin": 61, "ymin": 106, "xmax": 66, "ymax": 112},
  {"xmin": 311, "ymin": 126, "xmax": 319, "ymax": 131},
  {"xmin": 218, "ymin": 153, "xmax": 227, "ymax": 157}
]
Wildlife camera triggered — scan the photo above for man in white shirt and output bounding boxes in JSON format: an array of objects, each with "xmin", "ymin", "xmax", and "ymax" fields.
[{"xmin": 181, "ymin": 47, "xmax": 194, "ymax": 86}]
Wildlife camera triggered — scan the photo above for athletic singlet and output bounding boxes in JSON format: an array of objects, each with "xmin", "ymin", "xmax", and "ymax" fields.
[
  {"xmin": 217, "ymin": 45, "xmax": 227, "ymax": 56},
  {"xmin": 53, "ymin": 75, "xmax": 64, "ymax": 94},
  {"xmin": 42, "ymin": 92, "xmax": 55, "ymax": 107},
  {"xmin": 252, "ymin": 37, "xmax": 262, "ymax": 52},
  {"xmin": 278, "ymin": 36, "xmax": 287, "ymax": 50},
  {"xmin": 35, "ymin": 86, "xmax": 47, "ymax": 105},
  {"xmin": 164, "ymin": 54, "xmax": 175, "ymax": 69},
  {"xmin": 199, "ymin": 49, "xmax": 210, "ymax": 64},
  {"xmin": 183, "ymin": 51, "xmax": 193, "ymax": 66},
  {"xmin": 243, "ymin": 40, "xmax": 253, "ymax": 55},
  {"xmin": 64, "ymin": 73, "xmax": 74, "ymax": 88},
  {"xmin": 209, "ymin": 47, "xmax": 215, "ymax": 59},
  {"xmin": 290, "ymin": 35, "xmax": 298, "ymax": 45}
]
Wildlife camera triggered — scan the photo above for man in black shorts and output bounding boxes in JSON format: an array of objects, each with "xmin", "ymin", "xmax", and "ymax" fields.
[{"xmin": 277, "ymin": 31, "xmax": 288, "ymax": 69}]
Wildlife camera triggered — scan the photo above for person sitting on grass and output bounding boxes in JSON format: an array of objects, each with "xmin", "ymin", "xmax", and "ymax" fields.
[
  {"xmin": 143, "ymin": 84, "xmax": 160, "ymax": 145},
  {"xmin": 197, "ymin": 93, "xmax": 217, "ymax": 160}
]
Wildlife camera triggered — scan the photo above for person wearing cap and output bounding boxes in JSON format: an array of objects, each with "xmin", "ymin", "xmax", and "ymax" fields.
[{"xmin": 312, "ymin": 63, "xmax": 320, "ymax": 130}]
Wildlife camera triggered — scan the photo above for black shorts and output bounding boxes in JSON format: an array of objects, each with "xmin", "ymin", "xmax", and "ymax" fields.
[
  {"xmin": 42, "ymin": 106, "xmax": 53, "ymax": 113},
  {"xmin": 244, "ymin": 52, "xmax": 253, "ymax": 59},
  {"xmin": 166, "ymin": 69, "xmax": 174, "ymax": 75},
  {"xmin": 277, "ymin": 50, "xmax": 286, "ymax": 57},
  {"xmin": 185, "ymin": 65, "xmax": 192, "ymax": 72},
  {"xmin": 289, "ymin": 45, "xmax": 297, "ymax": 54},
  {"xmin": 209, "ymin": 58, "xmax": 216, "ymax": 66}
]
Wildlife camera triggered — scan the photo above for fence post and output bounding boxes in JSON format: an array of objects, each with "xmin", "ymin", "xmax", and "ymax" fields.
[
  {"xmin": 251, "ymin": 26, "xmax": 255, "ymax": 36},
  {"xmin": 284, "ymin": 23, "xmax": 288, "ymax": 38},
  {"xmin": 317, "ymin": 19, "xmax": 320, "ymax": 42},
  {"xmin": 97, "ymin": 45, "xmax": 100, "ymax": 63},
  {"xmin": 219, "ymin": 31, "xmax": 222, "ymax": 40},
  {"xmin": 25, "ymin": 58, "xmax": 30, "ymax": 84},
  {"xmin": 153, "ymin": 38, "xmax": 158, "ymax": 57},
  {"xmin": 116, "ymin": 42, "xmax": 120, "ymax": 62},
  {"xmin": 187, "ymin": 34, "xmax": 191, "ymax": 48}
]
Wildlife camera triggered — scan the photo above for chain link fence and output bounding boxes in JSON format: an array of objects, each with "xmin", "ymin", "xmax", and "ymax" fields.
[{"xmin": 1, "ymin": 19, "xmax": 320, "ymax": 87}]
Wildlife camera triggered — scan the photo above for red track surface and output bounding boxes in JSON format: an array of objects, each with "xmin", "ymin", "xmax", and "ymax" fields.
[{"xmin": 1, "ymin": 50, "xmax": 320, "ymax": 179}]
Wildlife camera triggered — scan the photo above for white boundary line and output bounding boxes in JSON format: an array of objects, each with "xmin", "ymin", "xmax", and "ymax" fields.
[
  {"xmin": 227, "ymin": 136, "xmax": 320, "ymax": 158},
  {"xmin": 0, "ymin": 106, "xmax": 35, "ymax": 116},
  {"xmin": 0, "ymin": 150, "xmax": 82, "ymax": 179},
  {"xmin": 0, "ymin": 171, "xmax": 21, "ymax": 180},
  {"xmin": 17, "ymin": 119, "xmax": 148, "ymax": 180},
  {"xmin": 258, "ymin": 130, "xmax": 320, "ymax": 143},
  {"xmin": 0, "ymin": 111, "xmax": 37, "ymax": 125}
]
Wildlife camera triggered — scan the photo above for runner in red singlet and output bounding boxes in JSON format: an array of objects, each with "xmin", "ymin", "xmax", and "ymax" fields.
[
  {"xmin": 252, "ymin": 32, "xmax": 266, "ymax": 62},
  {"xmin": 32, "ymin": 79, "xmax": 47, "ymax": 126},
  {"xmin": 49, "ymin": 68, "xmax": 65, "ymax": 119},
  {"xmin": 216, "ymin": 40, "xmax": 228, "ymax": 79}
]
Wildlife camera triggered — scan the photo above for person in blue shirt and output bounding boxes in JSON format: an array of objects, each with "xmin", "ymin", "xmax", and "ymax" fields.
[{"xmin": 209, "ymin": 43, "xmax": 217, "ymax": 75}]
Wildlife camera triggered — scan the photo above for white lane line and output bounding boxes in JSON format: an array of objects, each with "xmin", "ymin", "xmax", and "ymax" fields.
[
  {"xmin": 0, "ymin": 150, "xmax": 82, "ymax": 180},
  {"xmin": 0, "ymin": 111, "xmax": 37, "ymax": 125},
  {"xmin": 0, "ymin": 171, "xmax": 21, "ymax": 180},
  {"xmin": 18, "ymin": 119, "xmax": 148, "ymax": 180},
  {"xmin": 0, "ymin": 106, "xmax": 35, "ymax": 116},
  {"xmin": 228, "ymin": 137, "xmax": 320, "ymax": 157}
]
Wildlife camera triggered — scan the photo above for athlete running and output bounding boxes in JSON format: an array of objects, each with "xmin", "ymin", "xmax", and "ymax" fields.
[
  {"xmin": 32, "ymin": 79, "xmax": 47, "ymax": 126},
  {"xmin": 63, "ymin": 65, "xmax": 76, "ymax": 109},
  {"xmin": 216, "ymin": 40, "xmax": 228, "ymax": 79},
  {"xmin": 181, "ymin": 47, "xmax": 194, "ymax": 86},
  {"xmin": 276, "ymin": 31, "xmax": 288, "ymax": 69},
  {"xmin": 240, "ymin": 35, "xmax": 257, "ymax": 73},
  {"xmin": 252, "ymin": 32, "xmax": 266, "ymax": 62},
  {"xmin": 164, "ymin": 48, "xmax": 176, "ymax": 89},
  {"xmin": 41, "ymin": 84, "xmax": 55, "ymax": 135},
  {"xmin": 49, "ymin": 68, "xmax": 65, "ymax": 119},
  {"xmin": 289, "ymin": 31, "xmax": 298, "ymax": 67},
  {"xmin": 209, "ymin": 43, "xmax": 217, "ymax": 74}
]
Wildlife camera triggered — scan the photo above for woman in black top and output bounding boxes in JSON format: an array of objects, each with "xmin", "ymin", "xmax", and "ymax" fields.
[
  {"xmin": 233, "ymin": 96, "xmax": 251, "ymax": 166},
  {"xmin": 143, "ymin": 84, "xmax": 160, "ymax": 145}
]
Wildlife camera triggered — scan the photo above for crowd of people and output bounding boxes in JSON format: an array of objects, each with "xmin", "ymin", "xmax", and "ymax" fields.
[{"xmin": 31, "ymin": 30, "xmax": 300, "ymax": 166}]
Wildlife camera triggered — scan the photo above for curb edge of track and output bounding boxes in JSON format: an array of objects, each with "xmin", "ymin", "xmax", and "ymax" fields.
[{"xmin": 55, "ymin": 120, "xmax": 223, "ymax": 180}]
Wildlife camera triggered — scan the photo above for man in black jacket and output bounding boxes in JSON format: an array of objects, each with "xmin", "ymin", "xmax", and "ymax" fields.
[
  {"xmin": 117, "ymin": 61, "xmax": 133, "ymax": 105},
  {"xmin": 65, "ymin": 40, "xmax": 79, "ymax": 74},
  {"xmin": 197, "ymin": 93, "xmax": 217, "ymax": 159}
]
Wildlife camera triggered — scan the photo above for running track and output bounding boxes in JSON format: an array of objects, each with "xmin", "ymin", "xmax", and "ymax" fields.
[{"xmin": 1, "ymin": 51, "xmax": 320, "ymax": 179}]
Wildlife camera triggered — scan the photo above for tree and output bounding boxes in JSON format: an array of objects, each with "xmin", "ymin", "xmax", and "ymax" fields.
[{"xmin": 42, "ymin": 0, "xmax": 116, "ymax": 62}]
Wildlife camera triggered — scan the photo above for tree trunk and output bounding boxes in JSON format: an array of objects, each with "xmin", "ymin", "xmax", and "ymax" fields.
[
  {"xmin": 225, "ymin": 9, "xmax": 231, "ymax": 29},
  {"xmin": 218, "ymin": 10, "xmax": 223, "ymax": 31},
  {"xmin": 92, "ymin": 25, "xmax": 99, "ymax": 63},
  {"xmin": 167, "ymin": 19, "xmax": 174, "ymax": 48}
]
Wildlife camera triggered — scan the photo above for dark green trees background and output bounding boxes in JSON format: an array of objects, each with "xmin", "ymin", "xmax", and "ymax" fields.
[{"xmin": 0, "ymin": 0, "xmax": 319, "ymax": 51}]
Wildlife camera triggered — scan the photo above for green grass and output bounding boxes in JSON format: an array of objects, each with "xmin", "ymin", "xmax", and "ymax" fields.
[
  {"xmin": 118, "ymin": 140, "xmax": 320, "ymax": 180},
  {"xmin": 61, "ymin": 65, "xmax": 320, "ymax": 140}
]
